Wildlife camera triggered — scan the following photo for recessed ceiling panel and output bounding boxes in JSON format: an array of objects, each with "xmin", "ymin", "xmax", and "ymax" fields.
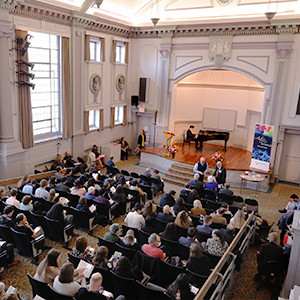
[{"xmin": 166, "ymin": 0, "xmax": 213, "ymax": 11}]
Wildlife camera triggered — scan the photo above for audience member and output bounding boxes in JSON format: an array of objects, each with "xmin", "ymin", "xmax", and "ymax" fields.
[
  {"xmin": 104, "ymin": 224, "xmax": 121, "ymax": 243},
  {"xmin": 121, "ymin": 229, "xmax": 140, "ymax": 250},
  {"xmin": 141, "ymin": 216, "xmax": 156, "ymax": 233},
  {"xmin": 106, "ymin": 156, "xmax": 115, "ymax": 174},
  {"xmin": 173, "ymin": 198, "xmax": 187, "ymax": 215},
  {"xmin": 140, "ymin": 167, "xmax": 151, "ymax": 178},
  {"xmin": 141, "ymin": 233, "xmax": 165, "ymax": 260},
  {"xmin": 160, "ymin": 223, "xmax": 179, "ymax": 241},
  {"xmin": 186, "ymin": 189, "xmax": 200, "ymax": 205},
  {"xmin": 180, "ymin": 183, "xmax": 192, "ymax": 202},
  {"xmin": 129, "ymin": 180, "xmax": 146, "ymax": 203},
  {"xmin": 47, "ymin": 189, "xmax": 59, "ymax": 202},
  {"xmin": 70, "ymin": 180, "xmax": 86, "ymax": 197},
  {"xmin": 48, "ymin": 176, "xmax": 57, "ymax": 189},
  {"xmin": 193, "ymin": 157, "xmax": 208, "ymax": 182},
  {"xmin": 94, "ymin": 188, "xmax": 115, "ymax": 208},
  {"xmin": 63, "ymin": 151, "xmax": 76, "ymax": 168},
  {"xmin": 220, "ymin": 224, "xmax": 235, "ymax": 244},
  {"xmin": 0, "ymin": 187, "xmax": 8, "ymax": 201},
  {"xmin": 230, "ymin": 209, "xmax": 245, "ymax": 230},
  {"xmin": 124, "ymin": 203, "xmax": 145, "ymax": 230},
  {"xmin": 65, "ymin": 168, "xmax": 74, "ymax": 187},
  {"xmin": 55, "ymin": 177, "xmax": 70, "ymax": 193},
  {"xmin": 17, "ymin": 175, "xmax": 30, "ymax": 190},
  {"xmin": 76, "ymin": 197, "xmax": 96, "ymax": 220},
  {"xmin": 72, "ymin": 236, "xmax": 94, "ymax": 261},
  {"xmin": 178, "ymin": 227, "xmax": 202, "ymax": 248},
  {"xmin": 206, "ymin": 229, "xmax": 228, "ymax": 257},
  {"xmin": 19, "ymin": 195, "xmax": 33, "ymax": 212},
  {"xmin": 5, "ymin": 189, "xmax": 20, "ymax": 208},
  {"xmin": 219, "ymin": 183, "xmax": 233, "ymax": 196},
  {"xmin": 219, "ymin": 203, "xmax": 233, "ymax": 223},
  {"xmin": 35, "ymin": 180, "xmax": 49, "ymax": 200},
  {"xmin": 54, "ymin": 166, "xmax": 65, "ymax": 181},
  {"xmin": 79, "ymin": 168, "xmax": 93, "ymax": 185},
  {"xmin": 22, "ymin": 179, "xmax": 38, "ymax": 195},
  {"xmin": 34, "ymin": 249, "xmax": 61, "ymax": 285},
  {"xmin": 32, "ymin": 200, "xmax": 46, "ymax": 216},
  {"xmin": 191, "ymin": 200, "xmax": 206, "ymax": 216},
  {"xmin": 211, "ymin": 209, "xmax": 227, "ymax": 225},
  {"xmin": 92, "ymin": 246, "xmax": 109, "ymax": 269},
  {"xmin": 53, "ymin": 262, "xmax": 85, "ymax": 297},
  {"xmin": 167, "ymin": 273, "xmax": 194, "ymax": 300},
  {"xmin": 151, "ymin": 170, "xmax": 164, "ymax": 192},
  {"xmin": 174, "ymin": 211, "xmax": 192, "ymax": 229},
  {"xmin": 157, "ymin": 205, "xmax": 175, "ymax": 223},
  {"xmin": 189, "ymin": 173, "xmax": 203, "ymax": 191},
  {"xmin": 0, "ymin": 206, "xmax": 14, "ymax": 227},
  {"xmin": 279, "ymin": 194, "xmax": 299, "ymax": 213},
  {"xmin": 143, "ymin": 200, "xmax": 155, "ymax": 218},
  {"xmin": 160, "ymin": 190, "xmax": 176, "ymax": 207},
  {"xmin": 46, "ymin": 200, "xmax": 73, "ymax": 225},
  {"xmin": 84, "ymin": 187, "xmax": 96, "ymax": 200},
  {"xmin": 196, "ymin": 215, "xmax": 213, "ymax": 235},
  {"xmin": 204, "ymin": 176, "xmax": 218, "ymax": 196},
  {"xmin": 186, "ymin": 243, "xmax": 211, "ymax": 276}
]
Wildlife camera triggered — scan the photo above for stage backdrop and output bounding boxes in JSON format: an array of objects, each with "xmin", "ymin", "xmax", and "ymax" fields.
[{"xmin": 250, "ymin": 123, "xmax": 273, "ymax": 172}]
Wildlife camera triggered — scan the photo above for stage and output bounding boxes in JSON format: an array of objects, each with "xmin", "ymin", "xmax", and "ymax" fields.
[{"xmin": 140, "ymin": 143, "xmax": 271, "ymax": 192}]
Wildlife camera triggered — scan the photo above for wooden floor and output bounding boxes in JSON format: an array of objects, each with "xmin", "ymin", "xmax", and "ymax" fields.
[{"xmin": 141, "ymin": 142, "xmax": 253, "ymax": 171}]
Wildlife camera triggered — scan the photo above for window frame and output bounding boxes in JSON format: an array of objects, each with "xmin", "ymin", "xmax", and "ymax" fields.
[
  {"xmin": 89, "ymin": 37, "xmax": 102, "ymax": 62},
  {"xmin": 115, "ymin": 41, "xmax": 126, "ymax": 64},
  {"xmin": 114, "ymin": 106, "xmax": 124, "ymax": 125},
  {"xmin": 89, "ymin": 109, "xmax": 100, "ymax": 131}
]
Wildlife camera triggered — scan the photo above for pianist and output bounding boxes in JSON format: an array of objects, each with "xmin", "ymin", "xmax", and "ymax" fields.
[{"xmin": 186, "ymin": 125, "xmax": 199, "ymax": 149}]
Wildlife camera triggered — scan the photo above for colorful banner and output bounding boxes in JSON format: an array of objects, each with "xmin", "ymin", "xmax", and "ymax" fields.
[
  {"xmin": 249, "ymin": 123, "xmax": 273, "ymax": 172},
  {"xmin": 163, "ymin": 131, "xmax": 175, "ymax": 155}
]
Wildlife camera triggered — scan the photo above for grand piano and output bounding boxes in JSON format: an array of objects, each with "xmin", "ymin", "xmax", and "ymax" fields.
[{"xmin": 196, "ymin": 130, "xmax": 230, "ymax": 151}]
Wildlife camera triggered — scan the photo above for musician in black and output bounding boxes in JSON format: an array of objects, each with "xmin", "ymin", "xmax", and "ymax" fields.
[
  {"xmin": 213, "ymin": 161, "xmax": 226, "ymax": 187},
  {"xmin": 193, "ymin": 157, "xmax": 208, "ymax": 182},
  {"xmin": 186, "ymin": 125, "xmax": 199, "ymax": 149}
]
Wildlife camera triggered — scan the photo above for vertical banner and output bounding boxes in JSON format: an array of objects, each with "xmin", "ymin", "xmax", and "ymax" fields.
[
  {"xmin": 250, "ymin": 123, "xmax": 273, "ymax": 172},
  {"xmin": 163, "ymin": 131, "xmax": 175, "ymax": 155}
]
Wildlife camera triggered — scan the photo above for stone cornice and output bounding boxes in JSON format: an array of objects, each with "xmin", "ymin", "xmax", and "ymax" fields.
[{"xmin": 0, "ymin": 0, "xmax": 18, "ymax": 11}]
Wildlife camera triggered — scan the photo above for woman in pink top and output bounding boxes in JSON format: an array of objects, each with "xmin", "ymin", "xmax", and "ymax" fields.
[
  {"xmin": 70, "ymin": 180, "xmax": 86, "ymax": 197},
  {"xmin": 5, "ymin": 188, "xmax": 20, "ymax": 208}
]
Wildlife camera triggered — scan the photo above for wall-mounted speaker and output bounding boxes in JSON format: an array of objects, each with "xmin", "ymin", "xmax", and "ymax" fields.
[
  {"xmin": 131, "ymin": 95, "xmax": 139, "ymax": 107},
  {"xmin": 139, "ymin": 78, "xmax": 147, "ymax": 102},
  {"xmin": 296, "ymin": 90, "xmax": 300, "ymax": 115}
]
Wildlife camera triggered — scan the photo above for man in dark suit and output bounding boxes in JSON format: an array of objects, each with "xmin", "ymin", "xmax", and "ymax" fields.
[
  {"xmin": 157, "ymin": 205, "xmax": 175, "ymax": 223},
  {"xmin": 189, "ymin": 174, "xmax": 204, "ymax": 192},
  {"xmin": 55, "ymin": 177, "xmax": 70, "ymax": 193},
  {"xmin": 213, "ymin": 161, "xmax": 226, "ymax": 186},
  {"xmin": 178, "ymin": 227, "xmax": 203, "ymax": 249},
  {"xmin": 186, "ymin": 125, "xmax": 199, "ymax": 149},
  {"xmin": 256, "ymin": 232, "xmax": 284, "ymax": 280},
  {"xmin": 160, "ymin": 190, "xmax": 176, "ymax": 207},
  {"xmin": 219, "ymin": 183, "xmax": 234, "ymax": 196},
  {"xmin": 193, "ymin": 157, "xmax": 208, "ymax": 181}
]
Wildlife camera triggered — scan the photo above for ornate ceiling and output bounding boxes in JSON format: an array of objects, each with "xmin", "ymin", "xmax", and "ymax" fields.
[{"xmin": 35, "ymin": 0, "xmax": 300, "ymax": 26}]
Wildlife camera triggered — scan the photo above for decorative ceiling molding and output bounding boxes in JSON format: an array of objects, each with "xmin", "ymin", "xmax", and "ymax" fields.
[{"xmin": 0, "ymin": 0, "xmax": 18, "ymax": 11}]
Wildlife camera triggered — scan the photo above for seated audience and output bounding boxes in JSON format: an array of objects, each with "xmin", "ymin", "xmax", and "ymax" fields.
[
  {"xmin": 63, "ymin": 151, "xmax": 76, "ymax": 168},
  {"xmin": 167, "ymin": 273, "xmax": 194, "ymax": 300},
  {"xmin": 186, "ymin": 189, "xmax": 200, "ymax": 205},
  {"xmin": 219, "ymin": 183, "xmax": 234, "ymax": 196},
  {"xmin": 0, "ymin": 206, "xmax": 15, "ymax": 227},
  {"xmin": 206, "ymin": 229, "xmax": 228, "ymax": 257},
  {"xmin": 129, "ymin": 180, "xmax": 146, "ymax": 203},
  {"xmin": 173, "ymin": 198, "xmax": 187, "ymax": 215},
  {"xmin": 48, "ymin": 176, "xmax": 57, "ymax": 189},
  {"xmin": 5, "ymin": 188, "xmax": 20, "ymax": 208},
  {"xmin": 143, "ymin": 200, "xmax": 155, "ymax": 218},
  {"xmin": 230, "ymin": 209, "xmax": 245, "ymax": 230},
  {"xmin": 47, "ymin": 189, "xmax": 59, "ymax": 202},
  {"xmin": 35, "ymin": 180, "xmax": 50, "ymax": 200},
  {"xmin": 32, "ymin": 200, "xmax": 46, "ymax": 216},
  {"xmin": 0, "ymin": 239, "xmax": 19, "ymax": 268},
  {"xmin": 76, "ymin": 197, "xmax": 96, "ymax": 218},
  {"xmin": 189, "ymin": 173, "xmax": 204, "ymax": 192},
  {"xmin": 178, "ymin": 227, "xmax": 202, "ymax": 248},
  {"xmin": 72, "ymin": 236, "xmax": 94, "ymax": 261},
  {"xmin": 142, "ymin": 233, "xmax": 165, "ymax": 260},
  {"xmin": 54, "ymin": 166, "xmax": 65, "ymax": 181},
  {"xmin": 160, "ymin": 190, "xmax": 176, "ymax": 207},
  {"xmin": 104, "ymin": 174, "xmax": 115, "ymax": 187},
  {"xmin": 121, "ymin": 229, "xmax": 140, "ymax": 250},
  {"xmin": 191, "ymin": 200, "xmax": 206, "ymax": 216},
  {"xmin": 104, "ymin": 223, "xmax": 121, "ymax": 243},
  {"xmin": 141, "ymin": 215, "xmax": 156, "ymax": 233},
  {"xmin": 124, "ymin": 203, "xmax": 145, "ymax": 230},
  {"xmin": 106, "ymin": 156, "xmax": 115, "ymax": 174},
  {"xmin": 174, "ymin": 211, "xmax": 192, "ymax": 229},
  {"xmin": 85, "ymin": 186, "xmax": 96, "ymax": 200},
  {"xmin": 161, "ymin": 223, "xmax": 179, "ymax": 241},
  {"xmin": 51, "ymin": 155, "xmax": 64, "ymax": 171},
  {"xmin": 92, "ymin": 246, "xmax": 109, "ymax": 269},
  {"xmin": 279, "ymin": 194, "xmax": 299, "ymax": 213},
  {"xmin": 65, "ymin": 168, "xmax": 74, "ymax": 187},
  {"xmin": 111, "ymin": 185, "xmax": 127, "ymax": 203},
  {"xmin": 196, "ymin": 215, "xmax": 213, "ymax": 235},
  {"xmin": 55, "ymin": 177, "xmax": 70, "ymax": 193},
  {"xmin": 22, "ymin": 179, "xmax": 38, "ymax": 195},
  {"xmin": 211, "ymin": 208, "xmax": 227, "ymax": 225},
  {"xmin": 70, "ymin": 180, "xmax": 86, "ymax": 197},
  {"xmin": 157, "ymin": 205, "xmax": 175, "ymax": 223},
  {"xmin": 0, "ymin": 187, "xmax": 8, "ymax": 201},
  {"xmin": 79, "ymin": 168, "xmax": 93, "ymax": 185},
  {"xmin": 220, "ymin": 224, "xmax": 235, "ymax": 244},
  {"xmin": 180, "ymin": 183, "xmax": 192, "ymax": 202},
  {"xmin": 219, "ymin": 203, "xmax": 233, "ymax": 223},
  {"xmin": 34, "ymin": 249, "xmax": 61, "ymax": 285},
  {"xmin": 17, "ymin": 175, "xmax": 30, "ymax": 190},
  {"xmin": 205, "ymin": 176, "xmax": 218, "ymax": 196},
  {"xmin": 140, "ymin": 167, "xmax": 151, "ymax": 178},
  {"xmin": 186, "ymin": 243, "xmax": 211, "ymax": 276},
  {"xmin": 151, "ymin": 169, "xmax": 164, "ymax": 192},
  {"xmin": 256, "ymin": 232, "xmax": 284, "ymax": 281},
  {"xmin": 19, "ymin": 195, "xmax": 33, "ymax": 212},
  {"xmin": 94, "ymin": 188, "xmax": 115, "ymax": 208},
  {"xmin": 53, "ymin": 262, "xmax": 85, "ymax": 297},
  {"xmin": 46, "ymin": 199, "xmax": 73, "ymax": 225},
  {"xmin": 77, "ymin": 272, "xmax": 125, "ymax": 300}
]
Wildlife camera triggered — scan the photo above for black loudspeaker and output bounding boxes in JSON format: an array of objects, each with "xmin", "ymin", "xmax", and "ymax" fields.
[
  {"xmin": 131, "ymin": 95, "xmax": 139, "ymax": 107},
  {"xmin": 139, "ymin": 78, "xmax": 147, "ymax": 102},
  {"xmin": 296, "ymin": 90, "xmax": 300, "ymax": 115}
]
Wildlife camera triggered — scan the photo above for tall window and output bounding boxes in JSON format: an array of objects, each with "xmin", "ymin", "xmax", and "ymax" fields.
[
  {"xmin": 89, "ymin": 110, "xmax": 100, "ymax": 130},
  {"xmin": 116, "ymin": 42, "xmax": 126, "ymax": 64},
  {"xmin": 114, "ymin": 106, "xmax": 124, "ymax": 125},
  {"xmin": 90, "ymin": 37, "xmax": 102, "ymax": 62},
  {"xmin": 28, "ymin": 31, "xmax": 61, "ymax": 139}
]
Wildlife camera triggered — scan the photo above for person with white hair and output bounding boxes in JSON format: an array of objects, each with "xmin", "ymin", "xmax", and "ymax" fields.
[
  {"xmin": 189, "ymin": 173, "xmax": 204, "ymax": 191},
  {"xmin": 230, "ymin": 209, "xmax": 245, "ymax": 230},
  {"xmin": 84, "ymin": 186, "xmax": 96, "ymax": 200},
  {"xmin": 141, "ymin": 233, "xmax": 165, "ymax": 260},
  {"xmin": 204, "ymin": 176, "xmax": 218, "ymax": 195},
  {"xmin": 191, "ymin": 199, "xmax": 206, "ymax": 216},
  {"xmin": 193, "ymin": 157, "xmax": 208, "ymax": 181},
  {"xmin": 213, "ymin": 161, "xmax": 226, "ymax": 187},
  {"xmin": 255, "ymin": 232, "xmax": 284, "ymax": 282},
  {"xmin": 140, "ymin": 167, "xmax": 151, "ymax": 178}
]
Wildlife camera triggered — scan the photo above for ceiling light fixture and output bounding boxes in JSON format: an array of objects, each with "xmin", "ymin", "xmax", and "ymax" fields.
[
  {"xmin": 150, "ymin": 0, "xmax": 160, "ymax": 26},
  {"xmin": 94, "ymin": 0, "xmax": 103, "ymax": 9},
  {"xmin": 265, "ymin": 0, "xmax": 277, "ymax": 21}
]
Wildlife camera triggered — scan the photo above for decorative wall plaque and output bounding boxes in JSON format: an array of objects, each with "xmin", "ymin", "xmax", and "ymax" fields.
[{"xmin": 89, "ymin": 73, "xmax": 101, "ymax": 103}]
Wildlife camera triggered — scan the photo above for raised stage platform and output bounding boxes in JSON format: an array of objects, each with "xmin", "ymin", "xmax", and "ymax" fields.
[{"xmin": 140, "ymin": 143, "xmax": 271, "ymax": 192}]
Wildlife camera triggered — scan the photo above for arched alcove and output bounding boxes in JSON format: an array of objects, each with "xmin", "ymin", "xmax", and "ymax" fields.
[{"xmin": 170, "ymin": 69, "xmax": 265, "ymax": 151}]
